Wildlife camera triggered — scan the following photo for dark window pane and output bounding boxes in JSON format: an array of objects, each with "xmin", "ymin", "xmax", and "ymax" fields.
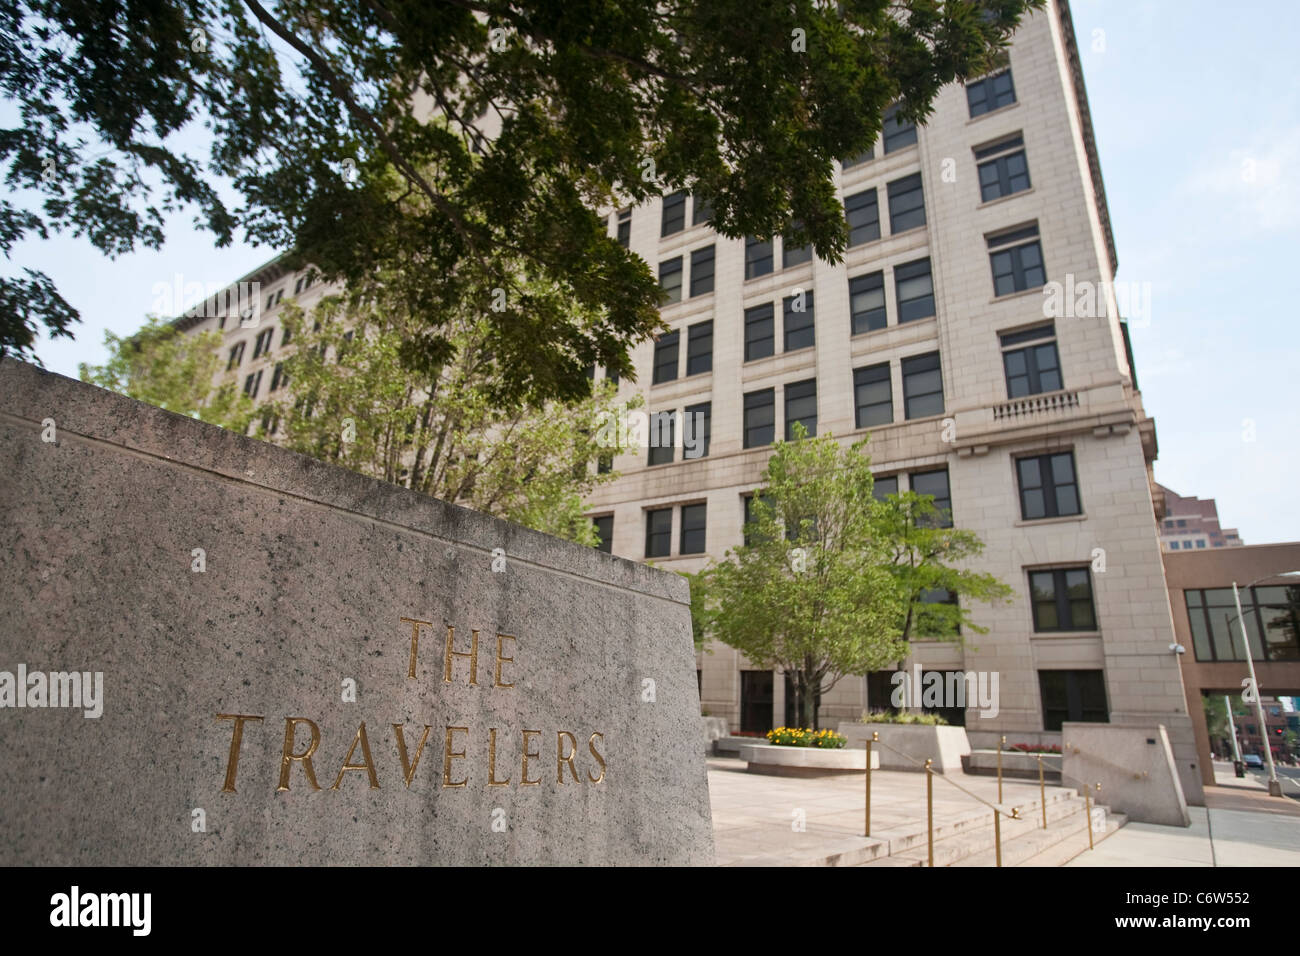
[
  {"xmin": 849, "ymin": 272, "xmax": 887, "ymax": 334},
  {"xmin": 689, "ymin": 245, "xmax": 715, "ymax": 297},
  {"xmin": 967, "ymin": 69, "xmax": 1017, "ymax": 118},
  {"xmin": 645, "ymin": 508, "xmax": 672, "ymax": 557},
  {"xmin": 616, "ymin": 208, "xmax": 631, "ymax": 247},
  {"xmin": 684, "ymin": 402, "xmax": 711, "ymax": 459},
  {"xmin": 680, "ymin": 503, "xmax": 707, "ymax": 554},
  {"xmin": 872, "ymin": 475, "xmax": 898, "ymax": 501},
  {"xmin": 692, "ymin": 194, "xmax": 713, "ymax": 225},
  {"xmin": 593, "ymin": 515, "xmax": 613, "ymax": 553},
  {"xmin": 784, "ymin": 379, "xmax": 817, "ymax": 439},
  {"xmin": 910, "ymin": 468, "xmax": 951, "ymax": 527},
  {"xmin": 647, "ymin": 410, "xmax": 675, "ymax": 466},
  {"xmin": 652, "ymin": 331, "xmax": 679, "ymax": 384},
  {"xmin": 883, "ymin": 103, "xmax": 918, "ymax": 153},
  {"xmin": 895, "ymin": 258, "xmax": 935, "ymax": 323},
  {"xmin": 686, "ymin": 321, "xmax": 713, "ymax": 376},
  {"xmin": 744, "ymin": 303, "xmax": 775, "ymax": 361},
  {"xmin": 659, "ymin": 257, "xmax": 683, "ymax": 304},
  {"xmin": 854, "ymin": 363, "xmax": 892, "ymax": 428},
  {"xmin": 783, "ymin": 292, "xmax": 815, "ymax": 352},
  {"xmin": 745, "ymin": 236, "xmax": 773, "ymax": 279},
  {"xmin": 845, "ymin": 189, "xmax": 881, "ymax": 246},
  {"xmin": 744, "ymin": 389, "xmax": 775, "ymax": 448},
  {"xmin": 902, "ymin": 351, "xmax": 944, "ymax": 419},
  {"xmin": 887, "ymin": 173, "xmax": 926, "ymax": 233},
  {"xmin": 661, "ymin": 191, "xmax": 687, "ymax": 236}
]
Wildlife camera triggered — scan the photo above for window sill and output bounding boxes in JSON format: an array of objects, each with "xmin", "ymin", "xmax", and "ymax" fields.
[
  {"xmin": 989, "ymin": 285, "xmax": 1046, "ymax": 306},
  {"xmin": 1015, "ymin": 513, "xmax": 1086, "ymax": 528},
  {"xmin": 978, "ymin": 187, "xmax": 1034, "ymax": 209},
  {"xmin": 966, "ymin": 101, "xmax": 1020, "ymax": 125},
  {"xmin": 1030, "ymin": 630, "xmax": 1102, "ymax": 639}
]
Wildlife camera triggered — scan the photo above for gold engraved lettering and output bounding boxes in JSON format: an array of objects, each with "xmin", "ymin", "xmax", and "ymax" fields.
[
  {"xmin": 488, "ymin": 727, "xmax": 510, "ymax": 786},
  {"xmin": 556, "ymin": 731, "xmax": 579, "ymax": 784},
  {"xmin": 331, "ymin": 721, "xmax": 381, "ymax": 790},
  {"xmin": 399, "ymin": 617, "xmax": 433, "ymax": 679},
  {"xmin": 494, "ymin": 634, "xmax": 516, "ymax": 688},
  {"xmin": 392, "ymin": 724, "xmax": 433, "ymax": 788},
  {"xmin": 443, "ymin": 726, "xmax": 469, "ymax": 788},
  {"xmin": 277, "ymin": 717, "xmax": 323, "ymax": 792},
  {"xmin": 443, "ymin": 626, "xmax": 479, "ymax": 685},
  {"xmin": 521, "ymin": 729, "xmax": 542, "ymax": 786},
  {"xmin": 587, "ymin": 732, "xmax": 607, "ymax": 784},
  {"xmin": 216, "ymin": 713, "xmax": 264, "ymax": 793}
]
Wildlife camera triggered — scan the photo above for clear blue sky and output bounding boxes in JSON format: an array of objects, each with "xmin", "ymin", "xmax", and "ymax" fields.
[{"xmin": 16, "ymin": 0, "xmax": 1300, "ymax": 544}]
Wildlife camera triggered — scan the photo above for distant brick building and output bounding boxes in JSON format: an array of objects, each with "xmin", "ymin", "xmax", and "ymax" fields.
[{"xmin": 1157, "ymin": 484, "xmax": 1243, "ymax": 554}]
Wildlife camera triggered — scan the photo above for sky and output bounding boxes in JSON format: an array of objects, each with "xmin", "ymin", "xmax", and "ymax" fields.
[{"xmin": 14, "ymin": 0, "xmax": 1300, "ymax": 544}]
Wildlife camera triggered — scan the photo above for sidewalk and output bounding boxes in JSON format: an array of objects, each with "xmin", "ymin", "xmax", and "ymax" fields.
[{"xmin": 1065, "ymin": 761, "xmax": 1300, "ymax": 868}]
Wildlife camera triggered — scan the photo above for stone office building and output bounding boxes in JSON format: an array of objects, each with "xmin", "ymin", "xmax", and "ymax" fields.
[
  {"xmin": 582, "ymin": 0, "xmax": 1203, "ymax": 803},
  {"xmin": 171, "ymin": 0, "xmax": 1202, "ymax": 803}
]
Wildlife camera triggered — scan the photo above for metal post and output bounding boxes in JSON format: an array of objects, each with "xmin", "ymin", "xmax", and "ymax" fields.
[
  {"xmin": 864, "ymin": 731, "xmax": 877, "ymax": 837},
  {"xmin": 997, "ymin": 734, "xmax": 1005, "ymax": 804},
  {"xmin": 1225, "ymin": 695, "xmax": 1242, "ymax": 763},
  {"xmin": 1233, "ymin": 581, "xmax": 1283, "ymax": 796},
  {"xmin": 994, "ymin": 810, "xmax": 1002, "ymax": 868},
  {"xmin": 925, "ymin": 758, "xmax": 934, "ymax": 867},
  {"xmin": 1084, "ymin": 782, "xmax": 1100, "ymax": 850},
  {"xmin": 1038, "ymin": 754, "xmax": 1046, "ymax": 829}
]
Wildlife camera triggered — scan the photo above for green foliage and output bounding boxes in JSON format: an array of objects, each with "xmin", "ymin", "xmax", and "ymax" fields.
[
  {"xmin": 78, "ymin": 315, "xmax": 253, "ymax": 430},
  {"xmin": 2, "ymin": 0, "xmax": 1042, "ymax": 366},
  {"xmin": 859, "ymin": 710, "xmax": 949, "ymax": 726},
  {"xmin": 256, "ymin": 280, "xmax": 639, "ymax": 545}
]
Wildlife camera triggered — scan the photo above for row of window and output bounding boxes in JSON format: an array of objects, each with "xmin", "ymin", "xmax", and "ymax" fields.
[
  {"xmin": 243, "ymin": 361, "xmax": 289, "ymax": 400},
  {"xmin": 1184, "ymin": 587, "xmax": 1300, "ymax": 663},
  {"xmin": 226, "ymin": 324, "xmax": 295, "ymax": 371}
]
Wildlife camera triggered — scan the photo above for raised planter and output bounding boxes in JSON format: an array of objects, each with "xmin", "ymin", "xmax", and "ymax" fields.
[
  {"xmin": 837, "ymin": 722, "xmax": 971, "ymax": 774},
  {"xmin": 740, "ymin": 743, "xmax": 878, "ymax": 777},
  {"xmin": 962, "ymin": 749, "xmax": 1062, "ymax": 781},
  {"xmin": 713, "ymin": 735, "xmax": 769, "ymax": 758}
]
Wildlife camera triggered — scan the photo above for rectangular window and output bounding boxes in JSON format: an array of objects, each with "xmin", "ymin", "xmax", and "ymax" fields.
[
  {"xmin": 227, "ymin": 342, "xmax": 245, "ymax": 370},
  {"xmin": 873, "ymin": 475, "xmax": 899, "ymax": 501},
  {"xmin": 910, "ymin": 468, "xmax": 952, "ymax": 528},
  {"xmin": 882, "ymin": 103, "xmax": 918, "ymax": 153},
  {"xmin": 854, "ymin": 362, "xmax": 892, "ymax": 428},
  {"xmin": 616, "ymin": 208, "xmax": 631, "ymax": 248},
  {"xmin": 782, "ymin": 230, "xmax": 812, "ymax": 268},
  {"xmin": 988, "ymin": 224, "xmax": 1045, "ymax": 296},
  {"xmin": 684, "ymin": 401, "xmax": 711, "ymax": 459},
  {"xmin": 692, "ymin": 194, "xmax": 712, "ymax": 226},
  {"xmin": 1038, "ymin": 670, "xmax": 1108, "ymax": 732},
  {"xmin": 887, "ymin": 173, "xmax": 926, "ymax": 233},
  {"xmin": 902, "ymin": 352, "xmax": 944, "ymax": 419},
  {"xmin": 841, "ymin": 147, "xmax": 874, "ymax": 169},
  {"xmin": 645, "ymin": 508, "xmax": 672, "ymax": 558},
  {"xmin": 1000, "ymin": 323, "xmax": 1062, "ymax": 397},
  {"xmin": 652, "ymin": 331, "xmax": 679, "ymax": 385},
  {"xmin": 1016, "ymin": 452, "xmax": 1080, "ymax": 520},
  {"xmin": 976, "ymin": 134, "xmax": 1031, "ymax": 202},
  {"xmin": 745, "ymin": 236, "xmax": 774, "ymax": 279},
  {"xmin": 742, "ymin": 493, "xmax": 770, "ymax": 547},
  {"xmin": 281, "ymin": 325, "xmax": 292, "ymax": 347},
  {"xmin": 593, "ymin": 515, "xmax": 613, "ymax": 554},
  {"xmin": 252, "ymin": 327, "xmax": 274, "ymax": 359},
  {"xmin": 269, "ymin": 362, "xmax": 288, "ymax": 392},
  {"xmin": 783, "ymin": 292, "xmax": 815, "ymax": 352},
  {"xmin": 849, "ymin": 271, "xmax": 887, "ymax": 334},
  {"xmin": 689, "ymin": 245, "xmax": 715, "ymax": 297},
  {"xmin": 784, "ymin": 379, "xmax": 817, "ymax": 440},
  {"xmin": 243, "ymin": 370, "xmax": 262, "ymax": 398},
  {"xmin": 659, "ymin": 257, "xmax": 683, "ymax": 305},
  {"xmin": 661, "ymin": 191, "xmax": 687, "ymax": 236},
  {"xmin": 648, "ymin": 411, "xmax": 675, "ymax": 467},
  {"xmin": 686, "ymin": 321, "xmax": 713, "ymax": 376},
  {"xmin": 743, "ymin": 389, "xmax": 775, "ymax": 448},
  {"xmin": 680, "ymin": 503, "xmax": 707, "ymax": 555},
  {"xmin": 744, "ymin": 303, "xmax": 775, "ymax": 361},
  {"xmin": 1185, "ymin": 587, "xmax": 1299, "ymax": 663},
  {"xmin": 845, "ymin": 189, "xmax": 881, "ymax": 246},
  {"xmin": 1029, "ymin": 568, "xmax": 1097, "ymax": 632},
  {"xmin": 895, "ymin": 258, "xmax": 935, "ymax": 323},
  {"xmin": 294, "ymin": 277, "xmax": 304, "ymax": 295},
  {"xmin": 967, "ymin": 68, "xmax": 1017, "ymax": 118}
]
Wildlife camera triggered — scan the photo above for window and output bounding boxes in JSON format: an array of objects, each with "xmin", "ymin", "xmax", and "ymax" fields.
[
  {"xmin": 659, "ymin": 257, "xmax": 683, "ymax": 304},
  {"xmin": 785, "ymin": 379, "xmax": 817, "ymax": 439},
  {"xmin": 652, "ymin": 331, "xmax": 679, "ymax": 384},
  {"xmin": 1016, "ymin": 452, "xmax": 1080, "ymax": 519},
  {"xmin": 227, "ymin": 342, "xmax": 245, "ymax": 370},
  {"xmin": 882, "ymin": 104, "xmax": 917, "ymax": 153},
  {"xmin": 294, "ymin": 277, "xmax": 304, "ymax": 295},
  {"xmin": 743, "ymin": 389, "xmax": 775, "ymax": 448},
  {"xmin": 841, "ymin": 147, "xmax": 874, "ymax": 169},
  {"xmin": 967, "ymin": 69, "xmax": 1017, "ymax": 118},
  {"xmin": 645, "ymin": 508, "xmax": 672, "ymax": 558},
  {"xmin": 854, "ymin": 363, "xmax": 892, "ymax": 428},
  {"xmin": 744, "ymin": 303, "xmax": 775, "ymax": 361},
  {"xmin": 1169, "ymin": 541, "xmax": 1180, "ymax": 550},
  {"xmin": 1000, "ymin": 323, "xmax": 1061, "ymax": 397},
  {"xmin": 689, "ymin": 246, "xmax": 715, "ymax": 297},
  {"xmin": 845, "ymin": 189, "xmax": 880, "ymax": 246},
  {"xmin": 686, "ymin": 321, "xmax": 713, "ymax": 376},
  {"xmin": 270, "ymin": 362, "xmax": 288, "ymax": 392},
  {"xmin": 1029, "ymin": 568, "xmax": 1097, "ymax": 632},
  {"xmin": 849, "ymin": 271, "xmax": 887, "ymax": 334},
  {"xmin": 902, "ymin": 352, "xmax": 944, "ymax": 419},
  {"xmin": 910, "ymin": 468, "xmax": 951, "ymax": 527},
  {"xmin": 1197, "ymin": 540, "xmax": 1207, "ymax": 548},
  {"xmin": 1177, "ymin": 519, "xmax": 1187, "ymax": 528},
  {"xmin": 616, "ymin": 208, "xmax": 631, "ymax": 248},
  {"xmin": 692, "ymin": 195, "xmax": 712, "ymax": 226},
  {"xmin": 684, "ymin": 402, "xmax": 711, "ymax": 459},
  {"xmin": 680, "ymin": 503, "xmax": 707, "ymax": 555},
  {"xmin": 648, "ymin": 411, "xmax": 675, "ymax": 466},
  {"xmin": 783, "ymin": 292, "xmax": 815, "ymax": 352},
  {"xmin": 745, "ymin": 236, "xmax": 773, "ymax": 279},
  {"xmin": 243, "ymin": 370, "xmax": 262, "ymax": 398},
  {"xmin": 593, "ymin": 515, "xmax": 613, "ymax": 554},
  {"xmin": 661, "ymin": 191, "xmax": 687, "ymax": 236},
  {"xmin": 976, "ymin": 134, "xmax": 1031, "ymax": 202},
  {"xmin": 988, "ymin": 224, "xmax": 1045, "ymax": 296},
  {"xmin": 887, "ymin": 174, "xmax": 926, "ymax": 233},
  {"xmin": 1038, "ymin": 670, "xmax": 1107, "ymax": 732},
  {"xmin": 253, "ymin": 327, "xmax": 274, "ymax": 359},
  {"xmin": 782, "ymin": 228, "xmax": 812, "ymax": 268},
  {"xmin": 742, "ymin": 493, "xmax": 770, "ymax": 546},
  {"xmin": 281, "ymin": 325, "xmax": 293, "ymax": 347},
  {"xmin": 895, "ymin": 258, "xmax": 935, "ymax": 323},
  {"xmin": 873, "ymin": 475, "xmax": 899, "ymax": 501}
]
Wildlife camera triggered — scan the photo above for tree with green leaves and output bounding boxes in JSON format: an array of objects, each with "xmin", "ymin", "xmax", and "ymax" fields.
[
  {"xmin": 3, "ymin": 0, "xmax": 1042, "ymax": 379},
  {"xmin": 689, "ymin": 426, "xmax": 1011, "ymax": 729},
  {"xmin": 78, "ymin": 314, "xmax": 253, "ymax": 429},
  {"xmin": 253, "ymin": 280, "xmax": 639, "ymax": 545}
]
